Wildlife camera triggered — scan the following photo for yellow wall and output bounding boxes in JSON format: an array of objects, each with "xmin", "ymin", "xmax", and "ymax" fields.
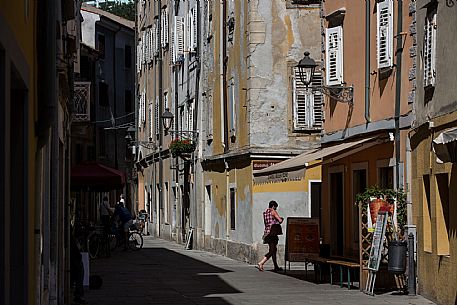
[{"xmin": 411, "ymin": 114, "xmax": 457, "ymax": 305}]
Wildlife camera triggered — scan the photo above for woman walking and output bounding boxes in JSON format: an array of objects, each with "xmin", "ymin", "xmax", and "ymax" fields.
[{"xmin": 256, "ymin": 200, "xmax": 284, "ymax": 272}]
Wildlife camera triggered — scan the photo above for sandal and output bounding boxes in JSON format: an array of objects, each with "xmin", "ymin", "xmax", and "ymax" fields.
[{"xmin": 255, "ymin": 264, "xmax": 264, "ymax": 272}]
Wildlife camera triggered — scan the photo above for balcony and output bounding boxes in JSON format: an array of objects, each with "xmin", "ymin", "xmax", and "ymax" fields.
[{"xmin": 73, "ymin": 82, "xmax": 91, "ymax": 122}]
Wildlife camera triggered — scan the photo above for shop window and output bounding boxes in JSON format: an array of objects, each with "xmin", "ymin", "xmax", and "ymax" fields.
[
  {"xmin": 125, "ymin": 44, "xmax": 132, "ymax": 68},
  {"xmin": 378, "ymin": 166, "xmax": 393, "ymax": 189},
  {"xmin": 435, "ymin": 174, "xmax": 450, "ymax": 256},
  {"xmin": 230, "ymin": 187, "xmax": 236, "ymax": 230},
  {"xmin": 423, "ymin": 175, "xmax": 432, "ymax": 252}
]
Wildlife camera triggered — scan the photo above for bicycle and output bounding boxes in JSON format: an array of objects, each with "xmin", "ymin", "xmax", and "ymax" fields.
[
  {"xmin": 87, "ymin": 224, "xmax": 111, "ymax": 259},
  {"xmin": 109, "ymin": 222, "xmax": 143, "ymax": 251}
]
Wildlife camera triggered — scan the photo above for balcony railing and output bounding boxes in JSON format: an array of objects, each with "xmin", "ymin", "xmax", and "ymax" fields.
[{"xmin": 73, "ymin": 82, "xmax": 91, "ymax": 122}]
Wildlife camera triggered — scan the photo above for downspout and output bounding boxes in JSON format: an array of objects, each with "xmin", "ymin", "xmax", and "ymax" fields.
[
  {"xmin": 157, "ymin": 0, "xmax": 163, "ymax": 237},
  {"xmin": 365, "ymin": 0, "xmax": 371, "ymax": 123},
  {"xmin": 394, "ymin": 0, "xmax": 403, "ymax": 192},
  {"xmin": 173, "ymin": 1, "xmax": 181, "ymax": 241},
  {"xmin": 220, "ymin": 0, "xmax": 228, "ymax": 152},
  {"xmin": 191, "ymin": 0, "xmax": 201, "ymax": 243}
]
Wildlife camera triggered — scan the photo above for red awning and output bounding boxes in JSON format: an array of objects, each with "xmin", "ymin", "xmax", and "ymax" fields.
[{"xmin": 71, "ymin": 162, "xmax": 126, "ymax": 191}]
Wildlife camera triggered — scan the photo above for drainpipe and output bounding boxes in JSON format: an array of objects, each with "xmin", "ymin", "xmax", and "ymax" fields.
[
  {"xmin": 394, "ymin": 0, "xmax": 403, "ymax": 192},
  {"xmin": 365, "ymin": 0, "xmax": 371, "ymax": 123},
  {"xmin": 191, "ymin": 0, "xmax": 202, "ymax": 245},
  {"xmin": 157, "ymin": 0, "xmax": 163, "ymax": 237},
  {"xmin": 220, "ymin": 0, "xmax": 228, "ymax": 152}
]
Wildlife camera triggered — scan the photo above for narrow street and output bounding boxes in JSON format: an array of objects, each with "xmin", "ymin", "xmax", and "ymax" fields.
[{"xmin": 85, "ymin": 237, "xmax": 435, "ymax": 305}]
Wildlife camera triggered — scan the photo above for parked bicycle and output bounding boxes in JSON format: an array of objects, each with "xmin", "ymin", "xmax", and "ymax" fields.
[{"xmin": 86, "ymin": 224, "xmax": 111, "ymax": 259}]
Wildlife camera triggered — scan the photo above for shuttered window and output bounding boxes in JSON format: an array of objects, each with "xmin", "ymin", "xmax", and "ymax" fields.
[
  {"xmin": 161, "ymin": 7, "xmax": 169, "ymax": 48},
  {"xmin": 155, "ymin": 97, "xmax": 160, "ymax": 136},
  {"xmin": 172, "ymin": 16, "xmax": 185, "ymax": 64},
  {"xmin": 191, "ymin": 7, "xmax": 198, "ymax": 51},
  {"xmin": 293, "ymin": 67, "xmax": 323, "ymax": 131},
  {"xmin": 228, "ymin": 79, "xmax": 236, "ymax": 136},
  {"xmin": 325, "ymin": 26, "xmax": 343, "ymax": 86},
  {"xmin": 424, "ymin": 9, "xmax": 437, "ymax": 87},
  {"xmin": 149, "ymin": 103, "xmax": 153, "ymax": 139},
  {"xmin": 185, "ymin": 11, "xmax": 192, "ymax": 52},
  {"xmin": 377, "ymin": 0, "xmax": 394, "ymax": 69}
]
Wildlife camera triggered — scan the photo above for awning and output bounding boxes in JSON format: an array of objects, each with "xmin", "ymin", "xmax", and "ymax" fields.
[
  {"xmin": 254, "ymin": 137, "xmax": 380, "ymax": 183},
  {"xmin": 433, "ymin": 127, "xmax": 457, "ymax": 163},
  {"xmin": 71, "ymin": 162, "xmax": 126, "ymax": 191}
]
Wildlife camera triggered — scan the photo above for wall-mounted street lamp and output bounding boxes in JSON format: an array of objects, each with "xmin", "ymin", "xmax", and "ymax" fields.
[
  {"xmin": 161, "ymin": 108, "xmax": 199, "ymax": 141},
  {"xmin": 161, "ymin": 108, "xmax": 174, "ymax": 133},
  {"xmin": 125, "ymin": 125, "xmax": 156, "ymax": 150},
  {"xmin": 296, "ymin": 51, "xmax": 354, "ymax": 104}
]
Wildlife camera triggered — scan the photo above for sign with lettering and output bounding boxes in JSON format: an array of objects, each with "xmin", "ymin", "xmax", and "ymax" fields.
[
  {"xmin": 285, "ymin": 217, "xmax": 320, "ymax": 262},
  {"xmin": 253, "ymin": 160, "xmax": 281, "ymax": 171},
  {"xmin": 367, "ymin": 211, "xmax": 388, "ymax": 271}
]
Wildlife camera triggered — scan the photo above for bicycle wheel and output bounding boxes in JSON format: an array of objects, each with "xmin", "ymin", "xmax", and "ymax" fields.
[
  {"xmin": 87, "ymin": 233, "xmax": 100, "ymax": 259},
  {"xmin": 128, "ymin": 232, "xmax": 143, "ymax": 251}
]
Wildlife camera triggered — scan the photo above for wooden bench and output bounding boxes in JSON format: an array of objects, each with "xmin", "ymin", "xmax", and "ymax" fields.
[
  {"xmin": 327, "ymin": 259, "xmax": 360, "ymax": 290},
  {"xmin": 303, "ymin": 256, "xmax": 330, "ymax": 283}
]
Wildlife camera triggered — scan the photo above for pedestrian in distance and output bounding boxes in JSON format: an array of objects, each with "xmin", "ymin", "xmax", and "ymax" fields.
[
  {"xmin": 99, "ymin": 196, "xmax": 112, "ymax": 234},
  {"xmin": 70, "ymin": 226, "xmax": 87, "ymax": 304},
  {"xmin": 256, "ymin": 200, "xmax": 284, "ymax": 272}
]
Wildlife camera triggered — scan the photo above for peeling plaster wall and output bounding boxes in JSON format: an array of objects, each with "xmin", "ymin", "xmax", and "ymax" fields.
[{"xmin": 248, "ymin": 0, "xmax": 321, "ymax": 150}]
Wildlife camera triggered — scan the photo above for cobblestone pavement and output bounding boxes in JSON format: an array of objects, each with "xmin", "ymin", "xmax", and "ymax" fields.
[{"xmin": 84, "ymin": 236, "xmax": 436, "ymax": 305}]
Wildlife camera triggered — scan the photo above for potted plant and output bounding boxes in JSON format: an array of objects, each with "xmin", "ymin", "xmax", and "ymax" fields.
[
  {"xmin": 169, "ymin": 138, "xmax": 195, "ymax": 158},
  {"xmin": 355, "ymin": 186, "xmax": 407, "ymax": 274}
]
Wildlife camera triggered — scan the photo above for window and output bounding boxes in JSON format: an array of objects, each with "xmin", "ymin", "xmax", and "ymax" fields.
[
  {"xmin": 172, "ymin": 16, "xmax": 185, "ymax": 64},
  {"xmin": 155, "ymin": 97, "xmax": 159, "ymax": 136},
  {"xmin": 98, "ymin": 82, "xmax": 109, "ymax": 106},
  {"xmin": 228, "ymin": 79, "xmax": 236, "ymax": 137},
  {"xmin": 292, "ymin": 67, "xmax": 323, "ymax": 131},
  {"xmin": 125, "ymin": 45, "xmax": 132, "ymax": 68},
  {"xmin": 422, "ymin": 175, "xmax": 432, "ymax": 252},
  {"xmin": 378, "ymin": 166, "xmax": 393, "ymax": 188},
  {"xmin": 125, "ymin": 90, "xmax": 132, "ymax": 113},
  {"xmin": 149, "ymin": 102, "xmax": 153, "ymax": 139},
  {"xmin": 230, "ymin": 187, "xmax": 236, "ymax": 230},
  {"xmin": 435, "ymin": 174, "xmax": 450, "ymax": 255},
  {"xmin": 97, "ymin": 33, "xmax": 105, "ymax": 59},
  {"xmin": 206, "ymin": 0, "xmax": 213, "ymax": 41},
  {"xmin": 325, "ymin": 26, "xmax": 343, "ymax": 86},
  {"xmin": 423, "ymin": 7, "xmax": 437, "ymax": 87},
  {"xmin": 161, "ymin": 6, "xmax": 169, "ymax": 48},
  {"xmin": 377, "ymin": 0, "xmax": 394, "ymax": 69}
]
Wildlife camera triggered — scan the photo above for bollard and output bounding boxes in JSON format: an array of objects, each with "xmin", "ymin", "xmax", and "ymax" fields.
[{"xmin": 408, "ymin": 232, "xmax": 416, "ymax": 295}]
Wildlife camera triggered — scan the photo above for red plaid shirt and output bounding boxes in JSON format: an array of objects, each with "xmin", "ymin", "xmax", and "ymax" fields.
[{"xmin": 263, "ymin": 208, "xmax": 280, "ymax": 236}]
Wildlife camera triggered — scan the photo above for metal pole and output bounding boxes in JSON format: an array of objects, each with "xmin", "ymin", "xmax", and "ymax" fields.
[{"xmin": 407, "ymin": 232, "xmax": 416, "ymax": 295}]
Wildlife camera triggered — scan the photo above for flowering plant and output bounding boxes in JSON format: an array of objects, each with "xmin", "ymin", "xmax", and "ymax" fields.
[{"xmin": 169, "ymin": 138, "xmax": 195, "ymax": 157}]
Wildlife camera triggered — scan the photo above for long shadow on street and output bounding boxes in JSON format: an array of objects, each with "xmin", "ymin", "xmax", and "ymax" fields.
[{"xmin": 85, "ymin": 247, "xmax": 239, "ymax": 305}]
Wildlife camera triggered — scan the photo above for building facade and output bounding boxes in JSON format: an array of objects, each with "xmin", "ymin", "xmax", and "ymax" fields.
[
  {"xmin": 318, "ymin": 0, "xmax": 414, "ymax": 287},
  {"xmin": 1, "ymin": 0, "xmax": 80, "ymax": 304},
  {"xmin": 134, "ymin": 0, "xmax": 322, "ymax": 263},
  {"xmin": 410, "ymin": 1, "xmax": 457, "ymax": 304}
]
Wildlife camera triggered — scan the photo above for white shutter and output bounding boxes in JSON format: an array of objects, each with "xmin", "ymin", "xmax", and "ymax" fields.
[
  {"xmin": 162, "ymin": 7, "xmax": 169, "ymax": 48},
  {"xmin": 188, "ymin": 101, "xmax": 194, "ymax": 132},
  {"xmin": 170, "ymin": 21, "xmax": 175, "ymax": 64},
  {"xmin": 155, "ymin": 97, "xmax": 160, "ymax": 135},
  {"xmin": 377, "ymin": 0, "xmax": 394, "ymax": 69},
  {"xmin": 325, "ymin": 26, "xmax": 343, "ymax": 86},
  {"xmin": 174, "ymin": 16, "xmax": 184, "ymax": 61},
  {"xmin": 143, "ymin": 90, "xmax": 147, "ymax": 125},
  {"xmin": 293, "ymin": 68, "xmax": 323, "ymax": 130},
  {"xmin": 191, "ymin": 7, "xmax": 198, "ymax": 51},
  {"xmin": 185, "ymin": 11, "xmax": 191, "ymax": 52},
  {"xmin": 148, "ymin": 103, "xmax": 153, "ymax": 139},
  {"xmin": 424, "ymin": 11, "xmax": 437, "ymax": 87}
]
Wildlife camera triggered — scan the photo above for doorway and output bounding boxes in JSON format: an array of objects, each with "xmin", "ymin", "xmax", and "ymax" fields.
[{"xmin": 329, "ymin": 167, "xmax": 344, "ymax": 256}]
